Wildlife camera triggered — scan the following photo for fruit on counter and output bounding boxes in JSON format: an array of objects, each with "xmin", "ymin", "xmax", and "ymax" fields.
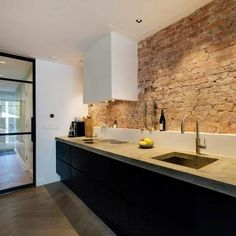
[
  {"xmin": 144, "ymin": 137, "xmax": 154, "ymax": 145},
  {"xmin": 139, "ymin": 137, "xmax": 154, "ymax": 148},
  {"xmin": 139, "ymin": 141, "xmax": 147, "ymax": 146}
]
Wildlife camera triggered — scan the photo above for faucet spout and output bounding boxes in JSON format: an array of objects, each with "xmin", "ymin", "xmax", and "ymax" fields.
[
  {"xmin": 180, "ymin": 116, "xmax": 207, "ymax": 154},
  {"xmin": 181, "ymin": 114, "xmax": 191, "ymax": 134}
]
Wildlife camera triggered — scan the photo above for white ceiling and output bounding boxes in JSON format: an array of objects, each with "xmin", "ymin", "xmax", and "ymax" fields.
[{"xmin": 0, "ymin": 0, "xmax": 212, "ymax": 66}]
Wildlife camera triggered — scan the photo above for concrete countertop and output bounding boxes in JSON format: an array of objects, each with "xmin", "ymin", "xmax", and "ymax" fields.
[{"xmin": 56, "ymin": 136, "xmax": 236, "ymax": 198}]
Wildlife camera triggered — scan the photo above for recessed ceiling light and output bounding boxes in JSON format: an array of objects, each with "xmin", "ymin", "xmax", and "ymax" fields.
[
  {"xmin": 0, "ymin": 61, "xmax": 6, "ymax": 64},
  {"xmin": 136, "ymin": 19, "xmax": 143, "ymax": 23}
]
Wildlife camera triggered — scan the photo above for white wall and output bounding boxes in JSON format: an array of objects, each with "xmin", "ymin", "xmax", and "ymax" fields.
[{"xmin": 36, "ymin": 59, "xmax": 88, "ymax": 186}]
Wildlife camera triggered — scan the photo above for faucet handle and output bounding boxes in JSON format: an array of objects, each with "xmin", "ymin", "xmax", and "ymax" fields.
[{"xmin": 203, "ymin": 138, "xmax": 207, "ymax": 148}]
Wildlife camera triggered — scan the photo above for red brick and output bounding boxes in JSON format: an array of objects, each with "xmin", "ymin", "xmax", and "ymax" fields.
[{"xmin": 89, "ymin": 0, "xmax": 236, "ymax": 134}]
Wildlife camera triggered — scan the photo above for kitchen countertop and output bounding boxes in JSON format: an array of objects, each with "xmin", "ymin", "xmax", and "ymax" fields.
[{"xmin": 56, "ymin": 136, "xmax": 236, "ymax": 198}]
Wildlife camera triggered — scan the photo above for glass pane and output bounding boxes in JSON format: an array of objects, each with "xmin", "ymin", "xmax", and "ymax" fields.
[
  {"xmin": 0, "ymin": 80, "xmax": 33, "ymax": 133},
  {"xmin": 0, "ymin": 56, "xmax": 33, "ymax": 81},
  {"xmin": 0, "ymin": 134, "xmax": 33, "ymax": 190}
]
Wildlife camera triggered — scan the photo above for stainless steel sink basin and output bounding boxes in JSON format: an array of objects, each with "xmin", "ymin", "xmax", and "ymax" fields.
[{"xmin": 152, "ymin": 152, "xmax": 218, "ymax": 169}]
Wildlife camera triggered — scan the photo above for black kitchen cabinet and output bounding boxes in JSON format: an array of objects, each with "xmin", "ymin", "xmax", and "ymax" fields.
[
  {"xmin": 56, "ymin": 141, "xmax": 236, "ymax": 236},
  {"xmin": 70, "ymin": 167, "xmax": 91, "ymax": 203},
  {"xmin": 56, "ymin": 141, "xmax": 71, "ymax": 164},
  {"xmin": 71, "ymin": 146, "xmax": 90, "ymax": 175},
  {"xmin": 194, "ymin": 186, "xmax": 236, "ymax": 236},
  {"xmin": 56, "ymin": 158, "xmax": 70, "ymax": 184},
  {"xmin": 135, "ymin": 167, "xmax": 197, "ymax": 236},
  {"xmin": 89, "ymin": 152, "xmax": 139, "ymax": 205}
]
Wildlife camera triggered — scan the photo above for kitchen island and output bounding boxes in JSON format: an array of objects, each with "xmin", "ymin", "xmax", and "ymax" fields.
[{"xmin": 56, "ymin": 136, "xmax": 236, "ymax": 236}]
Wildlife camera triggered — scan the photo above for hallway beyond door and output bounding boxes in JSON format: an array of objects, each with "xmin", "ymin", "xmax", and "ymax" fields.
[{"xmin": 0, "ymin": 151, "xmax": 32, "ymax": 191}]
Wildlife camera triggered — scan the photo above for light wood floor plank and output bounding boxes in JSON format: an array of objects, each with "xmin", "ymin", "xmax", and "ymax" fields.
[
  {"xmin": 0, "ymin": 182, "xmax": 116, "ymax": 236},
  {"xmin": 0, "ymin": 154, "xmax": 32, "ymax": 191}
]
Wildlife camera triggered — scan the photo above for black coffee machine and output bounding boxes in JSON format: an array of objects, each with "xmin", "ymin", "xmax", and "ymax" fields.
[{"xmin": 68, "ymin": 121, "xmax": 85, "ymax": 137}]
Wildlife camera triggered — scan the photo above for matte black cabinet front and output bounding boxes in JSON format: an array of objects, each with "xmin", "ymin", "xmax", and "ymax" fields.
[
  {"xmin": 56, "ymin": 141, "xmax": 71, "ymax": 164},
  {"xmin": 56, "ymin": 155, "xmax": 70, "ymax": 184},
  {"xmin": 194, "ymin": 186, "xmax": 236, "ymax": 236},
  {"xmin": 71, "ymin": 146, "xmax": 90, "ymax": 175},
  {"xmin": 56, "ymin": 141, "xmax": 236, "ymax": 236}
]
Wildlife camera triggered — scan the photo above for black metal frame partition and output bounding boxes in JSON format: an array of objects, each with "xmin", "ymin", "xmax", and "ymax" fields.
[{"xmin": 0, "ymin": 52, "xmax": 36, "ymax": 194}]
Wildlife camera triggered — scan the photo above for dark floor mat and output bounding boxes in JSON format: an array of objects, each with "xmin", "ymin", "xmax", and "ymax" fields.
[{"xmin": 0, "ymin": 149, "xmax": 16, "ymax": 156}]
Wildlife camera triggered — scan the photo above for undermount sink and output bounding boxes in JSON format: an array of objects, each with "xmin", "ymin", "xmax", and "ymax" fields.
[{"xmin": 152, "ymin": 152, "xmax": 218, "ymax": 169}]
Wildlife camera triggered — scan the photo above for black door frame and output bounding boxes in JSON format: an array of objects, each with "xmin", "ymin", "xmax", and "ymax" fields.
[{"xmin": 0, "ymin": 51, "xmax": 36, "ymax": 194}]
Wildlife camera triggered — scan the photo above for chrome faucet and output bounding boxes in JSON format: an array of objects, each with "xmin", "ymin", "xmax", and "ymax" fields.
[
  {"xmin": 180, "ymin": 115, "xmax": 207, "ymax": 154},
  {"xmin": 195, "ymin": 120, "xmax": 207, "ymax": 155}
]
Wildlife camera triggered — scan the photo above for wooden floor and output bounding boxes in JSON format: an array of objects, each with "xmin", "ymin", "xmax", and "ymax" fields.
[
  {"xmin": 0, "ymin": 153, "xmax": 32, "ymax": 191},
  {"xmin": 0, "ymin": 182, "xmax": 116, "ymax": 236}
]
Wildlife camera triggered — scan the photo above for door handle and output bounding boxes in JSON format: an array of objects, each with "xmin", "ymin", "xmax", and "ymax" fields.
[{"xmin": 31, "ymin": 117, "xmax": 35, "ymax": 142}]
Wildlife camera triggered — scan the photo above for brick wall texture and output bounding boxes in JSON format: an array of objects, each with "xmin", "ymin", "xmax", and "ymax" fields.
[{"xmin": 89, "ymin": 0, "xmax": 236, "ymax": 133}]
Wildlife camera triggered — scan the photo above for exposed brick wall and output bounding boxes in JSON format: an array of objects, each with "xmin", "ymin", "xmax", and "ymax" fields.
[{"xmin": 89, "ymin": 0, "xmax": 236, "ymax": 133}]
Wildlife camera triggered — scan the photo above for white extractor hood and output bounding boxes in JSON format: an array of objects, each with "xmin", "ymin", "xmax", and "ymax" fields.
[{"xmin": 83, "ymin": 32, "xmax": 138, "ymax": 104}]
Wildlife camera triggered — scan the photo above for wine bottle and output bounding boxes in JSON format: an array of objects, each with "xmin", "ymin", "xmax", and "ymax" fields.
[{"xmin": 159, "ymin": 109, "xmax": 166, "ymax": 131}]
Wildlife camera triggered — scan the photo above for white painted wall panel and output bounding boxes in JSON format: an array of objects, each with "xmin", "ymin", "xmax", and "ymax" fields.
[
  {"xmin": 83, "ymin": 34, "xmax": 112, "ymax": 103},
  {"xmin": 36, "ymin": 59, "xmax": 87, "ymax": 186},
  {"xmin": 111, "ymin": 32, "xmax": 138, "ymax": 101},
  {"xmin": 83, "ymin": 32, "xmax": 138, "ymax": 103}
]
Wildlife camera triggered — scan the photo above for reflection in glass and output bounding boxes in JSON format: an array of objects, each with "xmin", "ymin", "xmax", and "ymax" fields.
[
  {"xmin": 0, "ymin": 56, "xmax": 33, "ymax": 81},
  {"xmin": 0, "ymin": 134, "xmax": 33, "ymax": 190},
  {"xmin": 0, "ymin": 81, "xmax": 33, "ymax": 133}
]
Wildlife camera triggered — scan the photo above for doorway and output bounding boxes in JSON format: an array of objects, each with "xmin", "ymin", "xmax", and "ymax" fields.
[{"xmin": 0, "ymin": 52, "xmax": 35, "ymax": 193}]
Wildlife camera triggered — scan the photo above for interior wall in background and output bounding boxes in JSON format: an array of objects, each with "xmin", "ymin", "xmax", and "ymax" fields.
[
  {"xmin": 36, "ymin": 59, "xmax": 88, "ymax": 186},
  {"xmin": 89, "ymin": 0, "xmax": 236, "ymax": 133}
]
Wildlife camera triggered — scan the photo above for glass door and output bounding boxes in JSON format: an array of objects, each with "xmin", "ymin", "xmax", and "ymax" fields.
[{"xmin": 0, "ymin": 52, "xmax": 35, "ymax": 193}]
